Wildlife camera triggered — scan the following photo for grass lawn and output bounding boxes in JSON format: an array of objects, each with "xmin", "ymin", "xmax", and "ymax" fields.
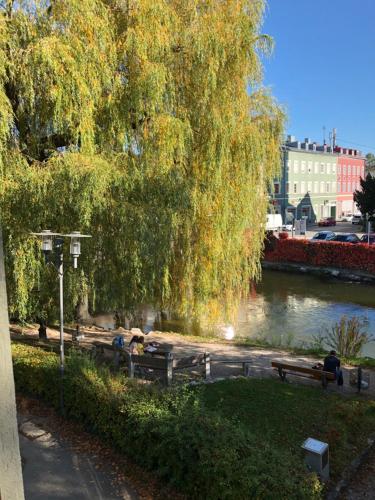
[{"xmin": 200, "ymin": 378, "xmax": 375, "ymax": 482}]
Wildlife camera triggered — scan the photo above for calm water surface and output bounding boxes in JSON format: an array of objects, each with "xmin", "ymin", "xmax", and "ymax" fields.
[
  {"xmin": 95, "ymin": 270, "xmax": 375, "ymax": 358},
  {"xmin": 234, "ymin": 270, "xmax": 375, "ymax": 358}
]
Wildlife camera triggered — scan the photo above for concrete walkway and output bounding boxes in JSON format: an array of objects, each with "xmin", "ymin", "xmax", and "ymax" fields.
[
  {"xmin": 13, "ymin": 324, "xmax": 375, "ymax": 397},
  {"xmin": 19, "ymin": 413, "xmax": 137, "ymax": 500}
]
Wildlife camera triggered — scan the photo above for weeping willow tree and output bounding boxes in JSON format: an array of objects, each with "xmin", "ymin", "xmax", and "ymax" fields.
[{"xmin": 0, "ymin": 0, "xmax": 283, "ymax": 328}]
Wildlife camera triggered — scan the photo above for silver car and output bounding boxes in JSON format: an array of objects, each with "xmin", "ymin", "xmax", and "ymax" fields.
[{"xmin": 310, "ymin": 231, "xmax": 336, "ymax": 241}]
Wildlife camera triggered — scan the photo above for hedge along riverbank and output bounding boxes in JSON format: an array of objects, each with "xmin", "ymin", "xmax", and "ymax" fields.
[
  {"xmin": 12, "ymin": 342, "xmax": 321, "ymax": 499},
  {"xmin": 264, "ymin": 238, "xmax": 375, "ymax": 274}
]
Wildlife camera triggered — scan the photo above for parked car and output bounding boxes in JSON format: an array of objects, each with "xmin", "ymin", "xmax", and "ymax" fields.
[
  {"xmin": 332, "ymin": 233, "xmax": 360, "ymax": 243},
  {"xmin": 352, "ymin": 214, "xmax": 363, "ymax": 225},
  {"xmin": 341, "ymin": 213, "xmax": 353, "ymax": 222},
  {"xmin": 311, "ymin": 231, "xmax": 336, "ymax": 241},
  {"xmin": 318, "ymin": 217, "xmax": 336, "ymax": 227},
  {"xmin": 360, "ymin": 234, "xmax": 375, "ymax": 244}
]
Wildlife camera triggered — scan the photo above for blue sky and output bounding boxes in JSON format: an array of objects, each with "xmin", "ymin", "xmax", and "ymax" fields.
[{"xmin": 262, "ymin": 0, "xmax": 375, "ymax": 154}]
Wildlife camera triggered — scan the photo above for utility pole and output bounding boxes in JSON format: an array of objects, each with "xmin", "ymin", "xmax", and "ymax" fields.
[{"xmin": 0, "ymin": 227, "xmax": 25, "ymax": 500}]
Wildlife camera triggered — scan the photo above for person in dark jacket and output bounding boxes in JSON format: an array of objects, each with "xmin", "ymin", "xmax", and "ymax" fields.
[
  {"xmin": 323, "ymin": 350, "xmax": 340, "ymax": 374},
  {"xmin": 323, "ymin": 350, "xmax": 343, "ymax": 385}
]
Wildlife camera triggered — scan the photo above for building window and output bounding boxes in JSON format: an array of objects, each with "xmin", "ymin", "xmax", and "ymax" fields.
[
  {"xmin": 314, "ymin": 181, "xmax": 319, "ymax": 193},
  {"xmin": 293, "ymin": 182, "xmax": 298, "ymax": 194},
  {"xmin": 307, "ymin": 181, "xmax": 312, "ymax": 192},
  {"xmin": 308, "ymin": 161, "xmax": 312, "ymax": 173},
  {"xmin": 320, "ymin": 181, "xmax": 324, "ymax": 193},
  {"xmin": 301, "ymin": 161, "xmax": 306, "ymax": 173},
  {"xmin": 294, "ymin": 160, "xmax": 299, "ymax": 173},
  {"xmin": 301, "ymin": 181, "xmax": 306, "ymax": 194},
  {"xmin": 337, "ymin": 183, "xmax": 341, "ymax": 193},
  {"xmin": 332, "ymin": 163, "xmax": 336, "ymax": 174},
  {"xmin": 326, "ymin": 182, "xmax": 330, "ymax": 193},
  {"xmin": 327, "ymin": 163, "xmax": 331, "ymax": 174},
  {"xmin": 332, "ymin": 181, "xmax": 336, "ymax": 192},
  {"xmin": 320, "ymin": 163, "xmax": 325, "ymax": 174},
  {"xmin": 286, "ymin": 160, "xmax": 290, "ymax": 172},
  {"xmin": 348, "ymin": 165, "xmax": 351, "ymax": 175},
  {"xmin": 286, "ymin": 182, "xmax": 289, "ymax": 193},
  {"xmin": 314, "ymin": 162, "xmax": 319, "ymax": 174},
  {"xmin": 343, "ymin": 165, "xmax": 346, "ymax": 175},
  {"xmin": 337, "ymin": 164, "xmax": 341, "ymax": 174},
  {"xmin": 274, "ymin": 182, "xmax": 280, "ymax": 194}
]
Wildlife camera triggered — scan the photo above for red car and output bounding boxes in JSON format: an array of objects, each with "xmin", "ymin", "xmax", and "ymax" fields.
[{"xmin": 318, "ymin": 217, "xmax": 336, "ymax": 227}]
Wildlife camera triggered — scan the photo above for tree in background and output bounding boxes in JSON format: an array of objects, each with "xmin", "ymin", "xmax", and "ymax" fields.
[
  {"xmin": 0, "ymin": 0, "xmax": 283, "ymax": 327},
  {"xmin": 354, "ymin": 173, "xmax": 375, "ymax": 222},
  {"xmin": 365, "ymin": 153, "xmax": 375, "ymax": 176}
]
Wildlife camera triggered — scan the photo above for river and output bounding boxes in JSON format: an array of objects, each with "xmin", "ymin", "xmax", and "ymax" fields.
[
  {"xmin": 234, "ymin": 270, "xmax": 375, "ymax": 358},
  {"xmin": 93, "ymin": 269, "xmax": 375, "ymax": 358}
]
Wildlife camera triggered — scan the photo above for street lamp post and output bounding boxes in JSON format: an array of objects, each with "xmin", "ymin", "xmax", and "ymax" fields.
[{"xmin": 31, "ymin": 230, "xmax": 91, "ymax": 413}]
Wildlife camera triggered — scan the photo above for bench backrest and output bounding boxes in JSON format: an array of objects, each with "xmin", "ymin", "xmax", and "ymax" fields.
[
  {"xmin": 271, "ymin": 361, "xmax": 335, "ymax": 380},
  {"xmin": 130, "ymin": 354, "xmax": 169, "ymax": 370},
  {"xmin": 173, "ymin": 354, "xmax": 205, "ymax": 369}
]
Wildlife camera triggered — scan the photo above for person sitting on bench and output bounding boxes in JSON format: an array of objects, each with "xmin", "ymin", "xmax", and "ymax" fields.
[
  {"xmin": 129, "ymin": 335, "xmax": 139, "ymax": 354},
  {"xmin": 323, "ymin": 350, "xmax": 343, "ymax": 385}
]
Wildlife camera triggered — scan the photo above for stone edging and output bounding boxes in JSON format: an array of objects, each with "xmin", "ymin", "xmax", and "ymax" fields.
[
  {"xmin": 262, "ymin": 261, "xmax": 375, "ymax": 284},
  {"xmin": 326, "ymin": 433, "xmax": 375, "ymax": 499}
]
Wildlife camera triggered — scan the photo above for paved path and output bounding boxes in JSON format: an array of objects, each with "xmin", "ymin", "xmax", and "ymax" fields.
[
  {"xmin": 341, "ymin": 445, "xmax": 375, "ymax": 499},
  {"xmin": 19, "ymin": 412, "xmax": 137, "ymax": 500},
  {"xmin": 13, "ymin": 324, "xmax": 375, "ymax": 397}
]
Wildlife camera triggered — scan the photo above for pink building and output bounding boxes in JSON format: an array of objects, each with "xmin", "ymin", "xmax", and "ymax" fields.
[{"xmin": 335, "ymin": 147, "xmax": 365, "ymax": 217}]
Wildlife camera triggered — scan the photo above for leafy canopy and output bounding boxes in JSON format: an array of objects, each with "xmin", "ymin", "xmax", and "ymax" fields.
[
  {"xmin": 0, "ymin": 0, "xmax": 283, "ymax": 325},
  {"xmin": 354, "ymin": 173, "xmax": 375, "ymax": 221}
]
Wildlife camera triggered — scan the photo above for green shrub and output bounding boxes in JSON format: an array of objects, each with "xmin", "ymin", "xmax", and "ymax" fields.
[
  {"xmin": 12, "ymin": 343, "xmax": 321, "ymax": 499},
  {"xmin": 325, "ymin": 316, "xmax": 374, "ymax": 357}
]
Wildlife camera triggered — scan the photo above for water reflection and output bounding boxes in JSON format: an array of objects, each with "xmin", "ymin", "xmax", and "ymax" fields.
[
  {"xmin": 234, "ymin": 270, "xmax": 375, "ymax": 357},
  {"xmin": 92, "ymin": 270, "xmax": 375, "ymax": 358}
]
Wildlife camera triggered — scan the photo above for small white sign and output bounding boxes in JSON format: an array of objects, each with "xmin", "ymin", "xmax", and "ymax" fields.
[{"xmin": 302, "ymin": 438, "xmax": 328, "ymax": 455}]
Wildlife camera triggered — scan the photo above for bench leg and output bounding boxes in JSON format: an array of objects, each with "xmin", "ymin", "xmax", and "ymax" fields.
[
  {"xmin": 166, "ymin": 353, "xmax": 173, "ymax": 386},
  {"xmin": 243, "ymin": 362, "xmax": 251, "ymax": 377},
  {"xmin": 129, "ymin": 356, "xmax": 135, "ymax": 379},
  {"xmin": 357, "ymin": 367, "xmax": 362, "ymax": 394},
  {"xmin": 204, "ymin": 352, "xmax": 211, "ymax": 379},
  {"xmin": 278, "ymin": 367, "xmax": 286, "ymax": 382}
]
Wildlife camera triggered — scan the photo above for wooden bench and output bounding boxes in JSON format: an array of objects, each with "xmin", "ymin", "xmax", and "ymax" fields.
[
  {"xmin": 271, "ymin": 361, "xmax": 336, "ymax": 388},
  {"xmin": 129, "ymin": 352, "xmax": 211, "ymax": 386},
  {"xmin": 92, "ymin": 341, "xmax": 128, "ymax": 370},
  {"xmin": 213, "ymin": 358, "xmax": 252, "ymax": 376}
]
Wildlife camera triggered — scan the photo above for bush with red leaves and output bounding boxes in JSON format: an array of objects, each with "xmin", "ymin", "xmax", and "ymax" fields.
[{"xmin": 264, "ymin": 239, "xmax": 375, "ymax": 274}]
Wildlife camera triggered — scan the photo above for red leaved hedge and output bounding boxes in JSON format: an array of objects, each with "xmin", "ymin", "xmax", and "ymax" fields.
[{"xmin": 264, "ymin": 239, "xmax": 375, "ymax": 274}]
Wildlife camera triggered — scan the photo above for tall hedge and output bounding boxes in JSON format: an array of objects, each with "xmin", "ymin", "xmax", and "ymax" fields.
[{"xmin": 264, "ymin": 238, "xmax": 375, "ymax": 274}]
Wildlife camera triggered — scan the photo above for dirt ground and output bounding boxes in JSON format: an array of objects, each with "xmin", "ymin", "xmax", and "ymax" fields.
[
  {"xmin": 11, "ymin": 323, "xmax": 375, "ymax": 397},
  {"xmin": 341, "ymin": 445, "xmax": 375, "ymax": 499}
]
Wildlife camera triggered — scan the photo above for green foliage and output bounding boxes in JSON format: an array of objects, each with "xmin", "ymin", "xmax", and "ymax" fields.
[
  {"xmin": 1, "ymin": 1, "xmax": 284, "ymax": 324},
  {"xmin": 354, "ymin": 173, "xmax": 375, "ymax": 220},
  {"xmin": 324, "ymin": 316, "xmax": 374, "ymax": 358},
  {"xmin": 12, "ymin": 342, "xmax": 322, "ymax": 499}
]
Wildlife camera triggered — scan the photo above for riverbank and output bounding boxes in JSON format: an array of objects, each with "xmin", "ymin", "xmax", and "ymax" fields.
[
  {"xmin": 262, "ymin": 261, "xmax": 375, "ymax": 284},
  {"xmin": 10, "ymin": 323, "xmax": 375, "ymax": 390}
]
